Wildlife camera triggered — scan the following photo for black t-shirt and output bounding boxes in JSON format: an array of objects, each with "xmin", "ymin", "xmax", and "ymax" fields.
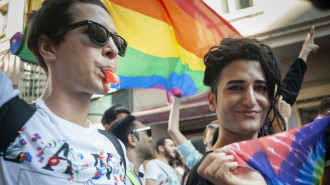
[{"xmin": 186, "ymin": 151, "xmax": 214, "ymax": 185}]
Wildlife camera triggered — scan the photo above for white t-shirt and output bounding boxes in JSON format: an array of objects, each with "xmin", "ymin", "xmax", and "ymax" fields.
[
  {"xmin": 145, "ymin": 159, "xmax": 181, "ymax": 185},
  {"xmin": 0, "ymin": 69, "xmax": 127, "ymax": 185}
]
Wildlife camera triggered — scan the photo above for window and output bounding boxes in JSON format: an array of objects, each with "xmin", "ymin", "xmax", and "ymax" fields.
[
  {"xmin": 235, "ymin": 0, "xmax": 254, "ymax": 10},
  {"xmin": 220, "ymin": 0, "xmax": 254, "ymax": 14},
  {"xmin": 19, "ymin": 61, "xmax": 47, "ymax": 103},
  {"xmin": 204, "ymin": 0, "xmax": 261, "ymax": 22},
  {"xmin": 0, "ymin": 3, "xmax": 8, "ymax": 40}
]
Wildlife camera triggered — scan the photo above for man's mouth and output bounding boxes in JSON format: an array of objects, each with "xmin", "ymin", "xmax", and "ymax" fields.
[{"xmin": 101, "ymin": 68, "xmax": 119, "ymax": 84}]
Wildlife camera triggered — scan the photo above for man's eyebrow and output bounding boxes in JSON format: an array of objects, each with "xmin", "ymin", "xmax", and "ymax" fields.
[
  {"xmin": 255, "ymin": 80, "xmax": 266, "ymax": 84},
  {"xmin": 226, "ymin": 80, "xmax": 245, "ymax": 85},
  {"xmin": 226, "ymin": 80, "xmax": 266, "ymax": 85}
]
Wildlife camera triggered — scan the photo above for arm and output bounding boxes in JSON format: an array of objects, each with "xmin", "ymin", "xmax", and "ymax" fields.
[
  {"xmin": 0, "ymin": 69, "xmax": 20, "ymax": 107},
  {"xmin": 298, "ymin": 26, "xmax": 319, "ymax": 62},
  {"xmin": 167, "ymin": 96, "xmax": 188, "ymax": 146},
  {"xmin": 146, "ymin": 179, "xmax": 156, "ymax": 185},
  {"xmin": 176, "ymin": 141, "xmax": 203, "ymax": 169},
  {"xmin": 282, "ymin": 26, "xmax": 319, "ymax": 106}
]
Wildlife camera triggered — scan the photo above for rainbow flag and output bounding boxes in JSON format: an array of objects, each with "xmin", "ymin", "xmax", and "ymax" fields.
[
  {"xmin": 229, "ymin": 116, "xmax": 330, "ymax": 184},
  {"xmin": 11, "ymin": 0, "xmax": 241, "ymax": 97},
  {"xmin": 103, "ymin": 0, "xmax": 242, "ymax": 97}
]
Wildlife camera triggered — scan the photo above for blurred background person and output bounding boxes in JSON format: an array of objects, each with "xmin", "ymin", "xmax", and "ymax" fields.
[
  {"xmin": 145, "ymin": 137, "xmax": 181, "ymax": 185},
  {"xmin": 109, "ymin": 115, "xmax": 153, "ymax": 185}
]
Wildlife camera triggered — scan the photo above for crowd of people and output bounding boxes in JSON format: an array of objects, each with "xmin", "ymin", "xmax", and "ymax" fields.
[{"xmin": 0, "ymin": 0, "xmax": 329, "ymax": 185}]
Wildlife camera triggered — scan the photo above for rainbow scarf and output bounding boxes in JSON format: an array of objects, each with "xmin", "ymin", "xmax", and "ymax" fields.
[
  {"xmin": 103, "ymin": 0, "xmax": 242, "ymax": 97},
  {"xmin": 229, "ymin": 116, "xmax": 330, "ymax": 184}
]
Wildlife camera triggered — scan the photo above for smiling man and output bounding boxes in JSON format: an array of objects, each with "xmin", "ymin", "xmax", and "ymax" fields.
[{"xmin": 186, "ymin": 38, "xmax": 285, "ymax": 185}]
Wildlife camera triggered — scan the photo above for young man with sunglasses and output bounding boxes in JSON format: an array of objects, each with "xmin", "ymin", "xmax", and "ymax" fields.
[
  {"xmin": 109, "ymin": 115, "xmax": 153, "ymax": 185},
  {"xmin": 0, "ymin": 0, "xmax": 128, "ymax": 184}
]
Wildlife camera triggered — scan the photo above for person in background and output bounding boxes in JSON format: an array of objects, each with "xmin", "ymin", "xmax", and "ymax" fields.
[
  {"xmin": 101, "ymin": 104, "xmax": 131, "ymax": 130},
  {"xmin": 203, "ymin": 121, "xmax": 219, "ymax": 151},
  {"xmin": 145, "ymin": 137, "xmax": 181, "ymax": 185},
  {"xmin": 315, "ymin": 98, "xmax": 330, "ymax": 121},
  {"xmin": 267, "ymin": 26, "xmax": 319, "ymax": 133},
  {"xmin": 110, "ymin": 115, "xmax": 153, "ymax": 185},
  {"xmin": 167, "ymin": 96, "xmax": 219, "ymax": 170},
  {"xmin": 317, "ymin": 98, "xmax": 330, "ymax": 185}
]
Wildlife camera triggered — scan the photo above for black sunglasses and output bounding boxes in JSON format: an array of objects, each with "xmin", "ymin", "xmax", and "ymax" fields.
[
  {"xmin": 55, "ymin": 20, "xmax": 127, "ymax": 57},
  {"xmin": 131, "ymin": 126, "xmax": 152, "ymax": 137}
]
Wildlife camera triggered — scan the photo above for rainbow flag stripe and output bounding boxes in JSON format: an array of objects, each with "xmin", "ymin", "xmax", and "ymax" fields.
[
  {"xmin": 229, "ymin": 116, "xmax": 330, "ymax": 185},
  {"xmin": 103, "ymin": 0, "xmax": 242, "ymax": 97}
]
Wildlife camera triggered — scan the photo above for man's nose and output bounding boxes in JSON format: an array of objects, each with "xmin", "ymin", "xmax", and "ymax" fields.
[
  {"xmin": 243, "ymin": 88, "xmax": 257, "ymax": 108},
  {"xmin": 102, "ymin": 36, "xmax": 119, "ymax": 59}
]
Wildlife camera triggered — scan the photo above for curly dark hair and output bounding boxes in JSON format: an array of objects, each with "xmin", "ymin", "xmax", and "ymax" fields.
[{"xmin": 203, "ymin": 38, "xmax": 285, "ymax": 136}]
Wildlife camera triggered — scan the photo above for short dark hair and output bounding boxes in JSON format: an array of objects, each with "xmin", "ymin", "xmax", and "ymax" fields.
[
  {"xmin": 203, "ymin": 38, "xmax": 284, "ymax": 136},
  {"xmin": 319, "ymin": 98, "xmax": 330, "ymax": 115},
  {"xmin": 101, "ymin": 104, "xmax": 131, "ymax": 126},
  {"xmin": 27, "ymin": 0, "xmax": 109, "ymax": 74},
  {"xmin": 109, "ymin": 115, "xmax": 138, "ymax": 147},
  {"xmin": 155, "ymin": 137, "xmax": 171, "ymax": 154},
  {"xmin": 309, "ymin": 0, "xmax": 330, "ymax": 10}
]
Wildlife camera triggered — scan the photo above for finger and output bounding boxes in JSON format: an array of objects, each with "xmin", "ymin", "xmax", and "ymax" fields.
[
  {"xmin": 213, "ymin": 145, "xmax": 232, "ymax": 154},
  {"xmin": 310, "ymin": 26, "xmax": 315, "ymax": 38},
  {"xmin": 217, "ymin": 161, "xmax": 238, "ymax": 175},
  {"xmin": 158, "ymin": 180, "xmax": 164, "ymax": 185},
  {"xmin": 198, "ymin": 154, "xmax": 235, "ymax": 184},
  {"xmin": 312, "ymin": 44, "xmax": 319, "ymax": 53},
  {"xmin": 198, "ymin": 153, "xmax": 234, "ymax": 176},
  {"xmin": 212, "ymin": 161, "xmax": 239, "ymax": 184},
  {"xmin": 198, "ymin": 152, "xmax": 227, "ymax": 172},
  {"xmin": 306, "ymin": 32, "xmax": 311, "ymax": 41}
]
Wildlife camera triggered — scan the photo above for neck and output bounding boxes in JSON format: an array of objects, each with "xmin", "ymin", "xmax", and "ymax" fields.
[
  {"xmin": 157, "ymin": 154, "xmax": 170, "ymax": 165},
  {"xmin": 41, "ymin": 81, "xmax": 92, "ymax": 128},
  {"xmin": 212, "ymin": 126, "xmax": 258, "ymax": 150},
  {"xmin": 127, "ymin": 149, "xmax": 144, "ymax": 175}
]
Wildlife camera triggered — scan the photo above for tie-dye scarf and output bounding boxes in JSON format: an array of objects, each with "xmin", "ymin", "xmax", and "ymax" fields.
[{"xmin": 229, "ymin": 116, "xmax": 330, "ymax": 185}]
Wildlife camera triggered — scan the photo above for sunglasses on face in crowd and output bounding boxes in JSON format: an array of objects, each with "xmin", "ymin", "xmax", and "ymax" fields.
[
  {"xmin": 131, "ymin": 126, "xmax": 152, "ymax": 137},
  {"xmin": 206, "ymin": 124, "xmax": 218, "ymax": 129},
  {"xmin": 55, "ymin": 20, "xmax": 127, "ymax": 57}
]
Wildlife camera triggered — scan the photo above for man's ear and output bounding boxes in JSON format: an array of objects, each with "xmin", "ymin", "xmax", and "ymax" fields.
[
  {"xmin": 127, "ymin": 134, "xmax": 137, "ymax": 147},
  {"xmin": 104, "ymin": 124, "xmax": 110, "ymax": 131},
  {"xmin": 208, "ymin": 91, "xmax": 216, "ymax": 112},
  {"xmin": 38, "ymin": 35, "xmax": 57, "ymax": 62},
  {"xmin": 158, "ymin": 145, "xmax": 164, "ymax": 153}
]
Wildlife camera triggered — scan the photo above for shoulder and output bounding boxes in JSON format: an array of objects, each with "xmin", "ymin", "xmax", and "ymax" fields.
[
  {"xmin": 0, "ymin": 69, "xmax": 20, "ymax": 107},
  {"xmin": 146, "ymin": 159, "xmax": 158, "ymax": 169}
]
